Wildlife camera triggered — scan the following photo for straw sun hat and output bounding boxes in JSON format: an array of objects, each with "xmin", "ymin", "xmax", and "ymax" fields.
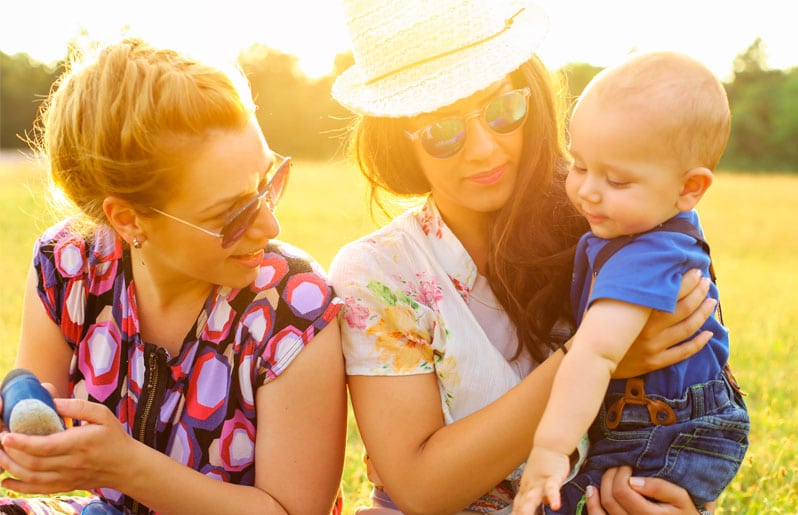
[{"xmin": 332, "ymin": 0, "xmax": 549, "ymax": 118}]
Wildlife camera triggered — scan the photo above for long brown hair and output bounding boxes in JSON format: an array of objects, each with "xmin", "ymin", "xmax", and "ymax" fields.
[
  {"xmin": 347, "ymin": 55, "xmax": 588, "ymax": 363},
  {"xmin": 489, "ymin": 58, "xmax": 588, "ymax": 362}
]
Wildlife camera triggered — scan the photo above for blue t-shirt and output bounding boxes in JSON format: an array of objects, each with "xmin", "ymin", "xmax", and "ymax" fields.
[{"xmin": 570, "ymin": 210, "xmax": 728, "ymax": 398}]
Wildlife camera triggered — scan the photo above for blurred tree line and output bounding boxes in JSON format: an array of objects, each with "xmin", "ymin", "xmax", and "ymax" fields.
[{"xmin": 1, "ymin": 38, "xmax": 795, "ymax": 172}]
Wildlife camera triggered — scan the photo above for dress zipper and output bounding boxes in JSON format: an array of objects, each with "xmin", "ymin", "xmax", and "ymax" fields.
[{"xmin": 129, "ymin": 345, "xmax": 168, "ymax": 515}]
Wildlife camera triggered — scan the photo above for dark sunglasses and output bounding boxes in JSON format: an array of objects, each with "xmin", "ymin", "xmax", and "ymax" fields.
[
  {"xmin": 150, "ymin": 153, "xmax": 291, "ymax": 248},
  {"xmin": 405, "ymin": 87, "xmax": 531, "ymax": 159}
]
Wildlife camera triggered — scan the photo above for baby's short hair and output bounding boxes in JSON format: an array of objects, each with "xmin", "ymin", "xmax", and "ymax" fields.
[{"xmin": 583, "ymin": 51, "xmax": 731, "ymax": 170}]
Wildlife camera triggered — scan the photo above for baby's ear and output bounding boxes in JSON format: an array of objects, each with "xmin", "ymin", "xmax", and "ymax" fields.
[{"xmin": 677, "ymin": 167, "xmax": 713, "ymax": 211}]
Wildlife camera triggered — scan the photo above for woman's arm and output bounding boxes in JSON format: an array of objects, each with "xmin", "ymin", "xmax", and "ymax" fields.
[
  {"xmin": 0, "ymin": 400, "xmax": 290, "ymax": 514},
  {"xmin": 349, "ymin": 352, "xmax": 565, "ymax": 514},
  {"xmin": 14, "ymin": 267, "xmax": 73, "ymax": 396},
  {"xmin": 350, "ymin": 270, "xmax": 715, "ymax": 514},
  {"xmin": 254, "ymin": 322, "xmax": 348, "ymax": 513}
]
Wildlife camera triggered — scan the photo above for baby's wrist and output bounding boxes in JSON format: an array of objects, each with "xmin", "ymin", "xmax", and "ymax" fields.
[{"xmin": 532, "ymin": 442, "xmax": 569, "ymax": 459}]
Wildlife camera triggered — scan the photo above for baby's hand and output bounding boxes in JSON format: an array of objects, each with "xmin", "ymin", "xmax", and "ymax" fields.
[{"xmin": 513, "ymin": 447, "xmax": 570, "ymax": 514}]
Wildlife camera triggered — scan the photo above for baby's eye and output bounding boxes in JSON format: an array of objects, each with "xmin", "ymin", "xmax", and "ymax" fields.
[
  {"xmin": 570, "ymin": 162, "xmax": 587, "ymax": 173},
  {"xmin": 606, "ymin": 177, "xmax": 629, "ymax": 188}
]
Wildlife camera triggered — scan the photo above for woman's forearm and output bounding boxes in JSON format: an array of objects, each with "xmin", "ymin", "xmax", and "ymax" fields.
[
  {"xmin": 351, "ymin": 349, "xmax": 566, "ymax": 513},
  {"xmin": 121, "ymin": 441, "xmax": 290, "ymax": 515}
]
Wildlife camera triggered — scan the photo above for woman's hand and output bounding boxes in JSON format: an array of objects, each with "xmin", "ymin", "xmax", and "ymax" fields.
[
  {"xmin": 614, "ymin": 269, "xmax": 716, "ymax": 378},
  {"xmin": 585, "ymin": 466, "xmax": 714, "ymax": 514},
  {"xmin": 0, "ymin": 398, "xmax": 133, "ymax": 494}
]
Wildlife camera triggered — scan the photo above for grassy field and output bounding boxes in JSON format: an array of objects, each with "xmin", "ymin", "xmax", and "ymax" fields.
[{"xmin": 0, "ymin": 155, "xmax": 795, "ymax": 512}]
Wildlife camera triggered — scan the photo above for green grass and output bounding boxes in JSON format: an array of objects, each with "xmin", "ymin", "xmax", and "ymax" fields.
[{"xmin": 0, "ymin": 156, "xmax": 795, "ymax": 512}]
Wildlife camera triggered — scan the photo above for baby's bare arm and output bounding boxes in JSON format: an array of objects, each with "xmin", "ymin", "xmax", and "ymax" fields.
[{"xmin": 534, "ymin": 299, "xmax": 651, "ymax": 456}]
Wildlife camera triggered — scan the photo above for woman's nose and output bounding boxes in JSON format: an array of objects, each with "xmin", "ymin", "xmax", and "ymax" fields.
[
  {"xmin": 462, "ymin": 116, "xmax": 499, "ymax": 160},
  {"xmin": 249, "ymin": 203, "xmax": 281, "ymax": 241}
]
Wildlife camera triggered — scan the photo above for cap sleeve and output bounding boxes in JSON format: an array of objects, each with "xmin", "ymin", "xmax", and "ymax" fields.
[{"xmin": 250, "ymin": 241, "xmax": 342, "ymax": 385}]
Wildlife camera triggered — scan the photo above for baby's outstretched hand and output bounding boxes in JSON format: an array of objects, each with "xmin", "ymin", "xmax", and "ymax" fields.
[{"xmin": 513, "ymin": 447, "xmax": 570, "ymax": 514}]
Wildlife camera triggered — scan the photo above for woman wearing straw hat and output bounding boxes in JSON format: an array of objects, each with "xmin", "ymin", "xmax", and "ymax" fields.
[{"xmin": 329, "ymin": 0, "xmax": 718, "ymax": 513}]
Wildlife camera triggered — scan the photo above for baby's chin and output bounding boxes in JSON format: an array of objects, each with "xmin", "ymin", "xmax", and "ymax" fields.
[{"xmin": 589, "ymin": 225, "xmax": 623, "ymax": 239}]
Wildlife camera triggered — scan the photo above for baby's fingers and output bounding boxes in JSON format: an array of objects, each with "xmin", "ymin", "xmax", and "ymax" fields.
[
  {"xmin": 512, "ymin": 489, "xmax": 543, "ymax": 515},
  {"xmin": 544, "ymin": 478, "xmax": 563, "ymax": 511}
]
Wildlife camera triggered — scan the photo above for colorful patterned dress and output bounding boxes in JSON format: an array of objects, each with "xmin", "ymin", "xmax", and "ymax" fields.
[{"xmin": 2, "ymin": 220, "xmax": 342, "ymax": 514}]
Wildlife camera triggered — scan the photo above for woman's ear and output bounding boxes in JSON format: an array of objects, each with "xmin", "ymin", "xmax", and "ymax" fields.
[
  {"xmin": 102, "ymin": 197, "xmax": 145, "ymax": 247},
  {"xmin": 677, "ymin": 167, "xmax": 713, "ymax": 211}
]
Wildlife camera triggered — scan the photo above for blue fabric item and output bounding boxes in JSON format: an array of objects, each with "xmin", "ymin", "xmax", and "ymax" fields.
[
  {"xmin": 80, "ymin": 501, "xmax": 124, "ymax": 515},
  {"xmin": 1, "ymin": 369, "xmax": 64, "ymax": 434},
  {"xmin": 571, "ymin": 211, "xmax": 728, "ymax": 398},
  {"xmin": 547, "ymin": 372, "xmax": 749, "ymax": 513}
]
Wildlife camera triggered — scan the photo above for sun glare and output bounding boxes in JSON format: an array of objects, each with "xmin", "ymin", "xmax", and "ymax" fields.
[
  {"xmin": 1, "ymin": 1, "xmax": 350, "ymax": 79},
  {"xmin": 1, "ymin": 0, "xmax": 794, "ymax": 82}
]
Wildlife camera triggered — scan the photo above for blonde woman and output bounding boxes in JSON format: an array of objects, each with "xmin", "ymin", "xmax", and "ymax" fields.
[{"xmin": 0, "ymin": 39, "xmax": 346, "ymax": 514}]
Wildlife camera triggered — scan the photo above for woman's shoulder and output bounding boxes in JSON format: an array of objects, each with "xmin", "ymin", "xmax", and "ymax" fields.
[
  {"xmin": 248, "ymin": 240, "xmax": 338, "ymax": 301},
  {"xmin": 224, "ymin": 239, "xmax": 340, "ymax": 338},
  {"xmin": 329, "ymin": 208, "xmax": 425, "ymax": 276},
  {"xmin": 36, "ymin": 218, "xmax": 82, "ymax": 248},
  {"xmin": 33, "ymin": 221, "xmax": 125, "ymax": 326},
  {"xmin": 35, "ymin": 219, "xmax": 122, "ymax": 268},
  {"xmin": 263, "ymin": 239, "xmax": 328, "ymax": 277},
  {"xmin": 237, "ymin": 241, "xmax": 341, "ymax": 380}
]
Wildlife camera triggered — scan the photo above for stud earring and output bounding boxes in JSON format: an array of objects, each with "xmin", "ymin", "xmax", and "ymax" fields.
[{"xmin": 132, "ymin": 237, "xmax": 142, "ymax": 249}]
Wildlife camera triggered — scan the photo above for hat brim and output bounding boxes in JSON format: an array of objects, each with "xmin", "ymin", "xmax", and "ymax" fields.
[{"xmin": 332, "ymin": 3, "xmax": 549, "ymax": 118}]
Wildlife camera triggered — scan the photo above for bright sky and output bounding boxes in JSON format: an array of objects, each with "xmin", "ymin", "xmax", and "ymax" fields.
[{"xmin": 0, "ymin": 0, "xmax": 794, "ymax": 82}]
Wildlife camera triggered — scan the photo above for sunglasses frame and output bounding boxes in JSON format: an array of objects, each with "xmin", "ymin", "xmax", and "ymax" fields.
[
  {"xmin": 149, "ymin": 153, "xmax": 292, "ymax": 248},
  {"xmin": 405, "ymin": 87, "xmax": 531, "ymax": 159}
]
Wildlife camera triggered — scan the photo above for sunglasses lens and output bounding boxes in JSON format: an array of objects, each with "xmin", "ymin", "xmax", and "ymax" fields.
[
  {"xmin": 485, "ymin": 91, "xmax": 528, "ymax": 133},
  {"xmin": 416, "ymin": 90, "xmax": 529, "ymax": 159},
  {"xmin": 221, "ymin": 203, "xmax": 259, "ymax": 248},
  {"xmin": 419, "ymin": 119, "xmax": 467, "ymax": 159},
  {"xmin": 265, "ymin": 161, "xmax": 290, "ymax": 210},
  {"xmin": 219, "ymin": 156, "xmax": 292, "ymax": 248}
]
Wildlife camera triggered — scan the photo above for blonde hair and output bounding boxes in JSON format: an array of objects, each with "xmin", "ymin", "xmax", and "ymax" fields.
[
  {"xmin": 32, "ymin": 38, "xmax": 256, "ymax": 228},
  {"xmin": 582, "ymin": 51, "xmax": 731, "ymax": 170}
]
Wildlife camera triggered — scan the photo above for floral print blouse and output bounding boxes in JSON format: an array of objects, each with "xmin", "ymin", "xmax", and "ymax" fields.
[
  {"xmin": 30, "ymin": 220, "xmax": 342, "ymax": 514},
  {"xmin": 329, "ymin": 198, "xmax": 528, "ymax": 511}
]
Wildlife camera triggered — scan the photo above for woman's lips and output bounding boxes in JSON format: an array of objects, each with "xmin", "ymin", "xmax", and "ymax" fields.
[
  {"xmin": 468, "ymin": 165, "xmax": 505, "ymax": 186},
  {"xmin": 231, "ymin": 248, "xmax": 264, "ymax": 268}
]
